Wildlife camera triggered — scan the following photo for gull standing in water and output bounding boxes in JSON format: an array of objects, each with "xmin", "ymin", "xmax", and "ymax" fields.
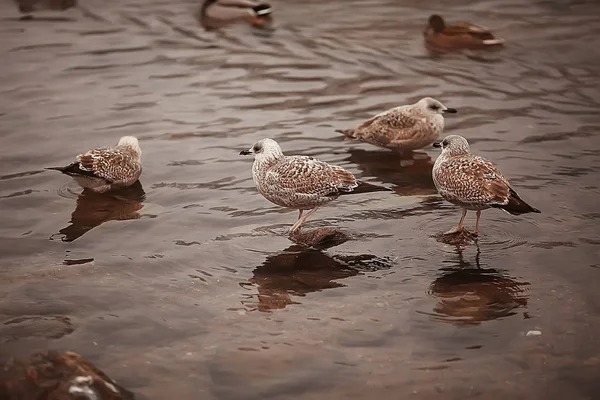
[
  {"xmin": 432, "ymin": 135, "xmax": 540, "ymax": 235},
  {"xmin": 335, "ymin": 97, "xmax": 457, "ymax": 153},
  {"xmin": 240, "ymin": 138, "xmax": 388, "ymax": 233},
  {"xmin": 47, "ymin": 136, "xmax": 142, "ymax": 193}
]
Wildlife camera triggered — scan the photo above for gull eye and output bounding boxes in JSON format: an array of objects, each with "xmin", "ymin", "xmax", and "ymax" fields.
[
  {"xmin": 442, "ymin": 140, "xmax": 448, "ymax": 147},
  {"xmin": 430, "ymin": 104, "xmax": 440, "ymax": 111},
  {"xmin": 253, "ymin": 145, "xmax": 261, "ymax": 153}
]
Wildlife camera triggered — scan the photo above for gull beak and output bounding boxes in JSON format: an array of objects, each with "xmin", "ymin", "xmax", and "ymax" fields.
[
  {"xmin": 443, "ymin": 107, "xmax": 457, "ymax": 114},
  {"xmin": 432, "ymin": 141, "xmax": 442, "ymax": 148},
  {"xmin": 239, "ymin": 149, "xmax": 252, "ymax": 156}
]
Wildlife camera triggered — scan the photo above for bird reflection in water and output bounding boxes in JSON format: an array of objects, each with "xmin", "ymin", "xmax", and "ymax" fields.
[
  {"xmin": 55, "ymin": 181, "xmax": 146, "ymax": 242},
  {"xmin": 344, "ymin": 148, "xmax": 437, "ymax": 197},
  {"xmin": 242, "ymin": 242, "xmax": 393, "ymax": 312},
  {"xmin": 427, "ymin": 247, "xmax": 529, "ymax": 325}
]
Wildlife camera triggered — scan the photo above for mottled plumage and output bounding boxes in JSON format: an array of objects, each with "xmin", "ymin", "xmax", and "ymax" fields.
[
  {"xmin": 432, "ymin": 135, "xmax": 540, "ymax": 235},
  {"xmin": 47, "ymin": 136, "xmax": 142, "ymax": 193},
  {"xmin": 424, "ymin": 14, "xmax": 505, "ymax": 50},
  {"xmin": 0, "ymin": 350, "xmax": 134, "ymax": 400},
  {"xmin": 336, "ymin": 97, "xmax": 457, "ymax": 153},
  {"xmin": 240, "ymin": 138, "xmax": 387, "ymax": 233}
]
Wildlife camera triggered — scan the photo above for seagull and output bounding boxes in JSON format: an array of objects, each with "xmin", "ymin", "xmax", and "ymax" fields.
[
  {"xmin": 240, "ymin": 138, "xmax": 389, "ymax": 233},
  {"xmin": 47, "ymin": 136, "xmax": 142, "ymax": 193},
  {"xmin": 335, "ymin": 97, "xmax": 457, "ymax": 153},
  {"xmin": 432, "ymin": 135, "xmax": 540, "ymax": 235}
]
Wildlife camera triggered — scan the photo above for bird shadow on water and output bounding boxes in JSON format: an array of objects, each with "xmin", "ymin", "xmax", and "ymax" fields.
[
  {"xmin": 240, "ymin": 243, "xmax": 394, "ymax": 312},
  {"xmin": 422, "ymin": 245, "xmax": 530, "ymax": 326},
  {"xmin": 344, "ymin": 148, "xmax": 437, "ymax": 196},
  {"xmin": 50, "ymin": 181, "xmax": 146, "ymax": 243}
]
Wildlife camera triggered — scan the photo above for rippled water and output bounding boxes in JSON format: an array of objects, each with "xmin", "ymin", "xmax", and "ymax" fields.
[{"xmin": 1, "ymin": 0, "xmax": 600, "ymax": 398}]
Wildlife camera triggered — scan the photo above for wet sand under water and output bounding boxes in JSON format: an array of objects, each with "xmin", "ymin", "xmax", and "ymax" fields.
[{"xmin": 1, "ymin": 0, "xmax": 600, "ymax": 398}]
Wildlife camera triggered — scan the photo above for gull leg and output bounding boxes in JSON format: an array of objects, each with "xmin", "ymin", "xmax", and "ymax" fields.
[
  {"xmin": 290, "ymin": 207, "xmax": 319, "ymax": 233},
  {"xmin": 474, "ymin": 210, "xmax": 482, "ymax": 236},
  {"xmin": 443, "ymin": 208, "xmax": 467, "ymax": 235},
  {"xmin": 290, "ymin": 210, "xmax": 304, "ymax": 233}
]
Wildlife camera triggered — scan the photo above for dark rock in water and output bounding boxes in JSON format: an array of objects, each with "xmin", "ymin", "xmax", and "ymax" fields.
[
  {"xmin": 434, "ymin": 228, "xmax": 477, "ymax": 247},
  {"xmin": 289, "ymin": 227, "xmax": 351, "ymax": 248},
  {"xmin": 0, "ymin": 350, "xmax": 135, "ymax": 399}
]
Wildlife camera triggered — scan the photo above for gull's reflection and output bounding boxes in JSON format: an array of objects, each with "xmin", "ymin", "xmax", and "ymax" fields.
[
  {"xmin": 344, "ymin": 148, "xmax": 437, "ymax": 196},
  {"xmin": 55, "ymin": 181, "xmax": 145, "ymax": 242},
  {"xmin": 242, "ymin": 244, "xmax": 393, "ymax": 312},
  {"xmin": 426, "ymin": 247, "xmax": 529, "ymax": 325}
]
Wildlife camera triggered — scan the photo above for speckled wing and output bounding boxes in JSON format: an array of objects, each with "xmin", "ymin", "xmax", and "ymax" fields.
[
  {"xmin": 77, "ymin": 147, "xmax": 140, "ymax": 184},
  {"xmin": 266, "ymin": 156, "xmax": 357, "ymax": 197},
  {"xmin": 435, "ymin": 155, "xmax": 511, "ymax": 206},
  {"xmin": 353, "ymin": 106, "xmax": 423, "ymax": 148}
]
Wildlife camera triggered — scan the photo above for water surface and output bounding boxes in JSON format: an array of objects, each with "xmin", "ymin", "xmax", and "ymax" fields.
[{"xmin": 1, "ymin": 0, "xmax": 600, "ymax": 398}]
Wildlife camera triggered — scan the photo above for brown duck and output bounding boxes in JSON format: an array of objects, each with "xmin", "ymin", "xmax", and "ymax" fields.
[{"xmin": 424, "ymin": 14, "xmax": 505, "ymax": 49}]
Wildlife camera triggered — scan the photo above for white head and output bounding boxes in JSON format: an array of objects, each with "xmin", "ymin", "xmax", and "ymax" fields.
[
  {"xmin": 240, "ymin": 138, "xmax": 284, "ymax": 162},
  {"xmin": 433, "ymin": 135, "xmax": 471, "ymax": 156},
  {"xmin": 117, "ymin": 136, "xmax": 141, "ymax": 157},
  {"xmin": 415, "ymin": 97, "xmax": 457, "ymax": 116}
]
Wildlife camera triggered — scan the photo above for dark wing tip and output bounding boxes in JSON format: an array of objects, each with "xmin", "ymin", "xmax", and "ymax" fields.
[
  {"xmin": 47, "ymin": 162, "xmax": 100, "ymax": 179},
  {"xmin": 337, "ymin": 181, "xmax": 392, "ymax": 196},
  {"xmin": 495, "ymin": 188, "xmax": 541, "ymax": 215},
  {"xmin": 356, "ymin": 181, "xmax": 393, "ymax": 192}
]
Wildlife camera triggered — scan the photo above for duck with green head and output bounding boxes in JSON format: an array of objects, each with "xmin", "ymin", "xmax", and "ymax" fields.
[{"xmin": 199, "ymin": 0, "xmax": 273, "ymax": 30}]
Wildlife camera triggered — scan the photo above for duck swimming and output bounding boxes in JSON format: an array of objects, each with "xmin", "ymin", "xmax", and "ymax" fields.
[
  {"xmin": 199, "ymin": 0, "xmax": 273, "ymax": 30},
  {"xmin": 424, "ymin": 14, "xmax": 505, "ymax": 50}
]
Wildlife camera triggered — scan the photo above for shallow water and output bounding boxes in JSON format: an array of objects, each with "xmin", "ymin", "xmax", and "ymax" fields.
[{"xmin": 1, "ymin": 0, "xmax": 600, "ymax": 398}]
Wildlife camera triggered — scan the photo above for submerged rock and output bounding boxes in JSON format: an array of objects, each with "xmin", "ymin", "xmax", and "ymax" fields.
[
  {"xmin": 434, "ymin": 228, "xmax": 477, "ymax": 247},
  {"xmin": 289, "ymin": 227, "xmax": 351, "ymax": 248},
  {"xmin": 0, "ymin": 350, "xmax": 135, "ymax": 400}
]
